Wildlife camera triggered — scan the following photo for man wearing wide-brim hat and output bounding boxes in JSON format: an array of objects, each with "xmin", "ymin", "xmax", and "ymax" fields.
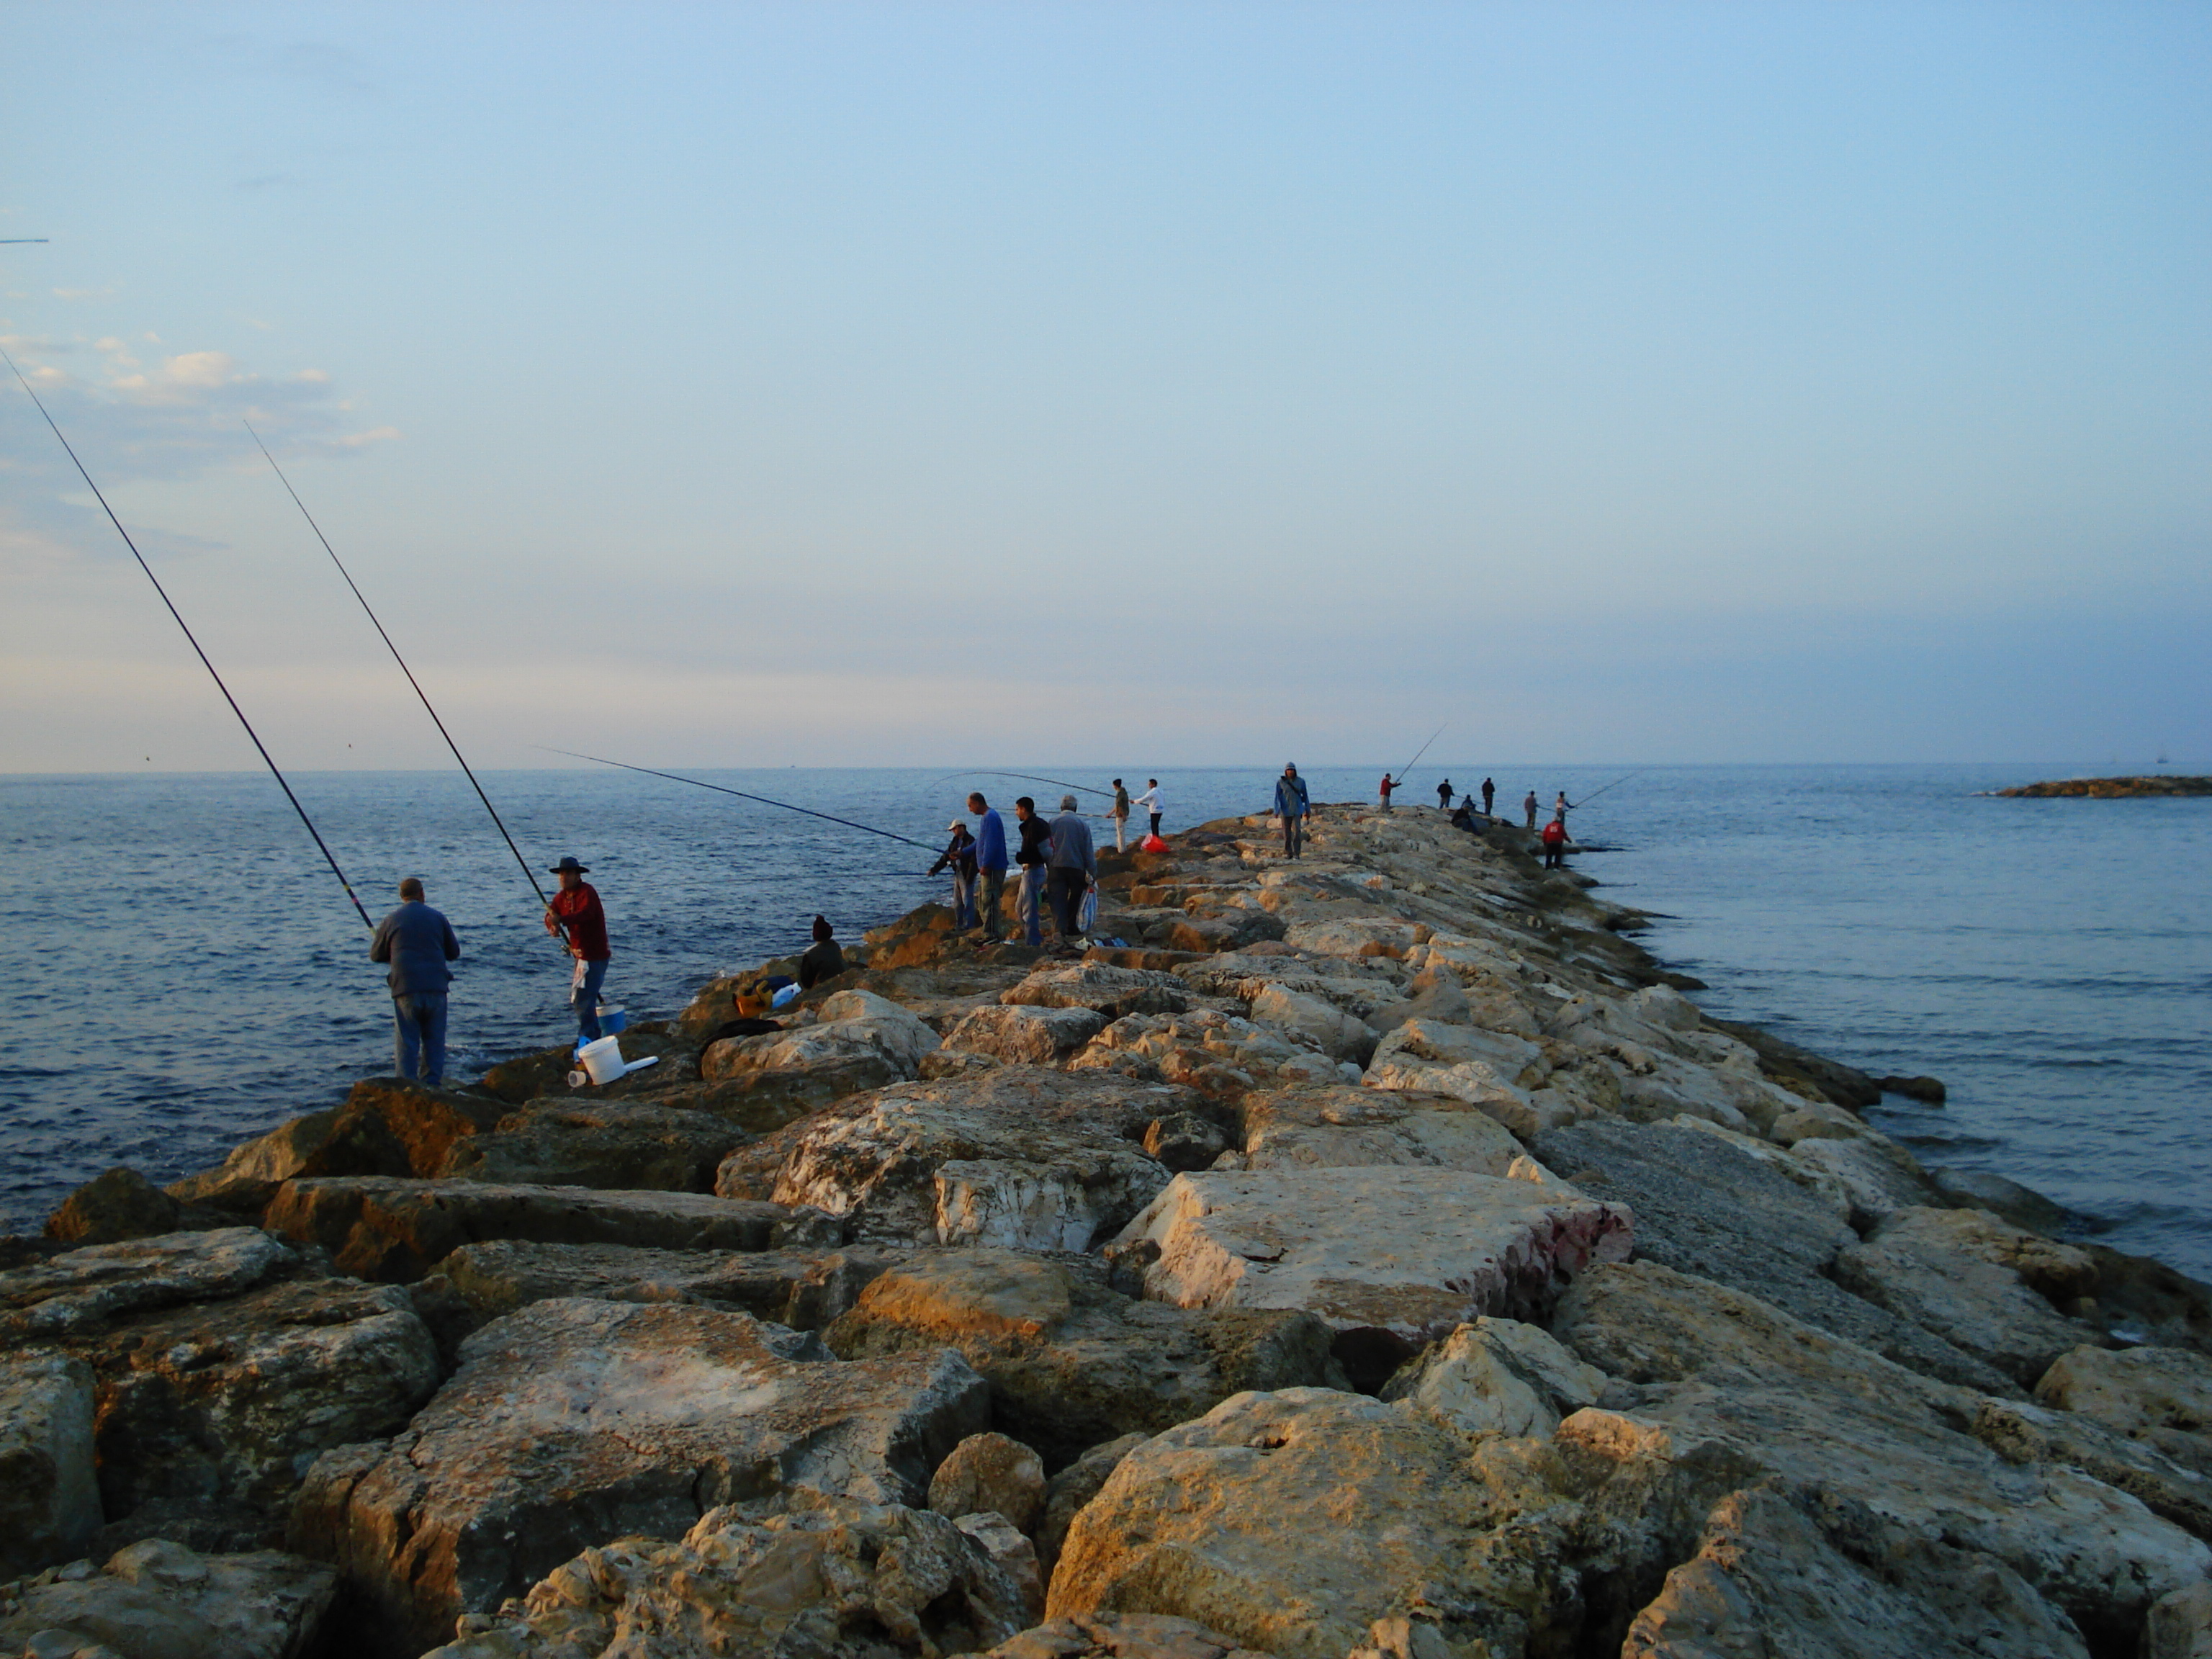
[{"xmin": 542, "ymin": 855, "xmax": 611, "ymax": 1045}]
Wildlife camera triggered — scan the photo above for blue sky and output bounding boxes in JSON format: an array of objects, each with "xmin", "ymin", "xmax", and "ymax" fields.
[{"xmin": 3, "ymin": 2, "xmax": 2206, "ymax": 770}]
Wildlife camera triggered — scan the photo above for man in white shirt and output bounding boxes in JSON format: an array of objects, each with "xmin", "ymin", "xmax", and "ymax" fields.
[{"xmin": 1135, "ymin": 779, "xmax": 1164, "ymax": 840}]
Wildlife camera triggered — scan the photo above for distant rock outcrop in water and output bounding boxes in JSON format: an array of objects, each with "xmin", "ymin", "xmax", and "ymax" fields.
[
  {"xmin": 4, "ymin": 802, "xmax": 2211, "ymax": 1659},
  {"xmin": 1993, "ymin": 775, "xmax": 2212, "ymax": 797}
]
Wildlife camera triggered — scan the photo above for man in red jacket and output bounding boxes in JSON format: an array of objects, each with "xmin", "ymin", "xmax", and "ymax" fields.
[{"xmin": 542, "ymin": 855, "xmax": 611, "ymax": 1045}]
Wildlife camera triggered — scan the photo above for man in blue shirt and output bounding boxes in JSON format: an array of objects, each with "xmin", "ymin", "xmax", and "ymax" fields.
[
  {"xmin": 1274, "ymin": 763, "xmax": 1311, "ymax": 859},
  {"xmin": 968, "ymin": 791, "xmax": 1009, "ymax": 944},
  {"xmin": 369, "ymin": 877, "xmax": 461, "ymax": 1086}
]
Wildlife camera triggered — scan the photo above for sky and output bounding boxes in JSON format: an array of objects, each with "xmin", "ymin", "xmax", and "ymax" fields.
[{"xmin": 2, "ymin": 1, "xmax": 2206, "ymax": 772}]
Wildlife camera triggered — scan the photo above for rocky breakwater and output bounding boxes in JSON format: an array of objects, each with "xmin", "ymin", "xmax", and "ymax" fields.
[{"xmin": 4, "ymin": 803, "xmax": 2210, "ymax": 1659}]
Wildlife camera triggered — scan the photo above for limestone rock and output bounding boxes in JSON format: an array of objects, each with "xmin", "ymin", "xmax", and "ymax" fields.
[
  {"xmin": 44, "ymin": 1167, "xmax": 207, "ymax": 1246},
  {"xmin": 1930, "ymin": 1166, "xmax": 2072, "ymax": 1236},
  {"xmin": 2037, "ymin": 1344, "xmax": 2212, "ymax": 1478},
  {"xmin": 1048, "ymin": 1388, "xmax": 1588, "ymax": 1659},
  {"xmin": 1972, "ymin": 1395, "xmax": 2212, "ymax": 1539},
  {"xmin": 1621, "ymin": 1483, "xmax": 2089, "ymax": 1659},
  {"xmin": 2146, "ymin": 1579, "xmax": 2212, "ymax": 1659},
  {"xmin": 1379, "ymin": 1316, "xmax": 1606, "ymax": 1439},
  {"xmin": 0, "ymin": 1352, "xmax": 100, "ymax": 1577},
  {"xmin": 715, "ymin": 1069, "xmax": 1192, "ymax": 1251},
  {"xmin": 1246, "ymin": 985, "xmax": 1377, "ymax": 1065},
  {"xmin": 930, "ymin": 1430, "xmax": 1047, "ymax": 1532},
  {"xmin": 0, "ymin": 1539, "xmax": 336, "ymax": 1659},
  {"xmin": 1140, "ymin": 1111, "xmax": 1228, "ymax": 1172},
  {"xmin": 420, "ymin": 1494, "xmax": 1034, "ymax": 1659},
  {"xmin": 1112, "ymin": 1168, "xmax": 1630, "ymax": 1386},
  {"xmin": 701, "ymin": 986, "xmax": 940, "ymax": 1097},
  {"xmin": 1237, "ymin": 1084, "xmax": 1524, "ymax": 1176},
  {"xmin": 263, "ymin": 1176, "xmax": 831, "ymax": 1282},
  {"xmin": 1, "ymin": 1227, "xmax": 295, "ymax": 1339},
  {"xmin": 1530, "ymin": 1118, "xmax": 2020, "ymax": 1393},
  {"xmin": 1835, "ymin": 1207, "xmax": 2103, "ymax": 1385},
  {"xmin": 1001, "ymin": 963, "xmax": 1192, "ymax": 1019},
  {"xmin": 823, "ymin": 1248, "xmax": 1344, "ymax": 1465},
  {"xmin": 978, "ymin": 1611, "xmax": 1278, "ymax": 1659},
  {"xmin": 1280, "ymin": 917, "xmax": 1421, "ymax": 958},
  {"xmin": 166, "ymin": 1079, "xmax": 510, "ymax": 1210},
  {"xmin": 291, "ymin": 1298, "xmax": 989, "ymax": 1655},
  {"xmin": 436, "ymin": 1098, "xmax": 748, "ymax": 1192},
  {"xmin": 946, "ymin": 1004, "xmax": 1112, "ymax": 1065},
  {"xmin": 1035, "ymin": 1434, "xmax": 1147, "ymax": 1577},
  {"xmin": 1552, "ymin": 1262, "xmax": 2212, "ymax": 1647}
]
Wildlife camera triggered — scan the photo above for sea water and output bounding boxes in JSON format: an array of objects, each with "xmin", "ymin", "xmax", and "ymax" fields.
[{"xmin": 2, "ymin": 764, "xmax": 2205, "ymax": 1278}]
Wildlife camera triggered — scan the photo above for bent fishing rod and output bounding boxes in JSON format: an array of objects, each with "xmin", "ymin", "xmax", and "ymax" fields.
[
  {"xmin": 932, "ymin": 768, "xmax": 1114, "ymax": 801},
  {"xmin": 1567, "ymin": 770, "xmax": 1644, "ymax": 809},
  {"xmin": 243, "ymin": 420, "xmax": 571, "ymax": 948},
  {"xmin": 541, "ymin": 748, "xmax": 943, "ymax": 854},
  {"xmin": 1393, "ymin": 721, "xmax": 1449, "ymax": 784},
  {"xmin": 4, "ymin": 349, "xmax": 372, "ymax": 930}
]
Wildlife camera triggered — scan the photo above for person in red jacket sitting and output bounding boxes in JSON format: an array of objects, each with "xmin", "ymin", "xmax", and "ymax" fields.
[{"xmin": 543, "ymin": 855, "xmax": 612, "ymax": 1045}]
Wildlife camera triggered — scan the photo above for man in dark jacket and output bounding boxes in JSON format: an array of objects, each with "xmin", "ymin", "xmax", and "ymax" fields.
[
  {"xmin": 1274, "ymin": 764, "xmax": 1311, "ymax": 859},
  {"xmin": 1013, "ymin": 796, "xmax": 1051, "ymax": 948},
  {"xmin": 370, "ymin": 876, "xmax": 460, "ymax": 1085},
  {"xmin": 927, "ymin": 822, "xmax": 979, "ymax": 928},
  {"xmin": 799, "ymin": 914, "xmax": 847, "ymax": 989}
]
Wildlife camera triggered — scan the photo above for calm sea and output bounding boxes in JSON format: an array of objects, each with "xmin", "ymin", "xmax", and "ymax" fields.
[{"xmin": 2, "ymin": 765, "xmax": 2205, "ymax": 1280}]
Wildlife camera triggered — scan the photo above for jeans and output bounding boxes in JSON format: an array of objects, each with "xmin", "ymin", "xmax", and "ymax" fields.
[
  {"xmin": 950, "ymin": 870, "xmax": 976, "ymax": 930},
  {"xmin": 1017, "ymin": 866, "xmax": 1046, "ymax": 948},
  {"xmin": 393, "ymin": 992, "xmax": 449, "ymax": 1086},
  {"xmin": 570, "ymin": 956, "xmax": 610, "ymax": 1043},
  {"xmin": 1282, "ymin": 814, "xmax": 1304, "ymax": 858},
  {"xmin": 976, "ymin": 867, "xmax": 1006, "ymax": 941},
  {"xmin": 1047, "ymin": 868, "xmax": 1089, "ymax": 938}
]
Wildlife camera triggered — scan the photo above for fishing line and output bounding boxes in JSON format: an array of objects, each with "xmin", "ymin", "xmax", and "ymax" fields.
[
  {"xmin": 1569, "ymin": 770, "xmax": 1644, "ymax": 809},
  {"xmin": 3, "ymin": 349, "xmax": 373, "ymax": 930},
  {"xmin": 932, "ymin": 769, "xmax": 1114, "ymax": 800},
  {"xmin": 244, "ymin": 419, "xmax": 570, "ymax": 948},
  {"xmin": 540, "ymin": 748, "xmax": 943, "ymax": 854},
  {"xmin": 1395, "ymin": 721, "xmax": 1449, "ymax": 784}
]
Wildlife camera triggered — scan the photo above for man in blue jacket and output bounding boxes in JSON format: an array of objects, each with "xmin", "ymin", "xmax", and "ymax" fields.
[
  {"xmin": 369, "ymin": 876, "xmax": 461, "ymax": 1086},
  {"xmin": 968, "ymin": 792, "xmax": 1008, "ymax": 943},
  {"xmin": 1274, "ymin": 763, "xmax": 1311, "ymax": 859}
]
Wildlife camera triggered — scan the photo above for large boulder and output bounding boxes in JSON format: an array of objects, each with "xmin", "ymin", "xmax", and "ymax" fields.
[
  {"xmin": 1621, "ymin": 1483, "xmax": 2090, "ymax": 1659},
  {"xmin": 1001, "ymin": 963, "xmax": 1191, "ymax": 1019},
  {"xmin": 291, "ymin": 1298, "xmax": 990, "ymax": 1655},
  {"xmin": 974, "ymin": 1612, "xmax": 1278, "ymax": 1659},
  {"xmin": 1834, "ymin": 1207, "xmax": 2103, "ymax": 1385},
  {"xmin": 1552, "ymin": 1262, "xmax": 2212, "ymax": 1648},
  {"xmin": 823, "ymin": 1248, "xmax": 1345, "ymax": 1465},
  {"xmin": 1047, "ymin": 1388, "xmax": 1588, "ymax": 1659},
  {"xmin": 1236, "ymin": 1084, "xmax": 1524, "ymax": 1175},
  {"xmin": 0, "ymin": 1539, "xmax": 337, "ymax": 1659},
  {"xmin": 1, "ymin": 1228, "xmax": 440, "ymax": 1537},
  {"xmin": 0, "ymin": 1352, "xmax": 101, "ymax": 1577},
  {"xmin": 2037, "ymin": 1344, "xmax": 2212, "ymax": 1478},
  {"xmin": 930, "ymin": 1430, "xmax": 1048, "ymax": 1532},
  {"xmin": 1529, "ymin": 1118, "xmax": 2023, "ymax": 1393},
  {"xmin": 1378, "ymin": 1316, "xmax": 1607, "ymax": 1439},
  {"xmin": 1072, "ymin": 1011, "xmax": 1350, "ymax": 1094},
  {"xmin": 715, "ymin": 1069, "xmax": 1193, "ymax": 1251},
  {"xmin": 420, "ymin": 1493, "xmax": 1035, "ymax": 1659},
  {"xmin": 262, "ymin": 1176, "xmax": 834, "ymax": 1281},
  {"xmin": 945, "ymin": 1004, "xmax": 1111, "ymax": 1065},
  {"xmin": 434, "ymin": 1097, "xmax": 748, "ymax": 1191},
  {"xmin": 1246, "ymin": 984, "xmax": 1379, "ymax": 1065},
  {"xmin": 700, "ymin": 987, "xmax": 941, "ymax": 1095},
  {"xmin": 1110, "ymin": 1168, "xmax": 1631, "ymax": 1387},
  {"xmin": 45, "ymin": 1166, "xmax": 215, "ymax": 1246}
]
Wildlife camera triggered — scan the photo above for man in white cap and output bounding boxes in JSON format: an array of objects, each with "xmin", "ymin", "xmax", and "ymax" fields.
[{"xmin": 543, "ymin": 855, "xmax": 611, "ymax": 1045}]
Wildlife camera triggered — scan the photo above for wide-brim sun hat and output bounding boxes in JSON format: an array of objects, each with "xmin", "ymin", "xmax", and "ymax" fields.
[{"xmin": 549, "ymin": 855, "xmax": 590, "ymax": 873}]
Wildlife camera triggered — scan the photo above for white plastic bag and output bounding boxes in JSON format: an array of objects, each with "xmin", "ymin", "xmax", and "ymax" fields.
[{"xmin": 1076, "ymin": 883, "xmax": 1098, "ymax": 933}]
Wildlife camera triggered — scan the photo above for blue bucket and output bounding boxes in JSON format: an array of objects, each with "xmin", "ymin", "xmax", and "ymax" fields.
[{"xmin": 595, "ymin": 1004, "xmax": 629, "ymax": 1035}]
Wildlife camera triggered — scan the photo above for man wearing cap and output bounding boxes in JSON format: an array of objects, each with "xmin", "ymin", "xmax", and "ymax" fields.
[
  {"xmin": 927, "ymin": 819, "xmax": 979, "ymax": 929},
  {"xmin": 543, "ymin": 855, "xmax": 611, "ymax": 1045},
  {"xmin": 370, "ymin": 877, "xmax": 460, "ymax": 1086},
  {"xmin": 1273, "ymin": 763, "xmax": 1311, "ymax": 859},
  {"xmin": 969, "ymin": 793, "xmax": 1008, "ymax": 943}
]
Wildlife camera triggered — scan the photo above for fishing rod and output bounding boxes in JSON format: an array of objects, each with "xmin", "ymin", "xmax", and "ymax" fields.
[
  {"xmin": 3, "ymin": 349, "xmax": 372, "ymax": 930},
  {"xmin": 932, "ymin": 768, "xmax": 1115, "ymax": 801},
  {"xmin": 541, "ymin": 748, "xmax": 943, "ymax": 853},
  {"xmin": 1393, "ymin": 721, "xmax": 1449, "ymax": 785},
  {"xmin": 243, "ymin": 419, "xmax": 571, "ymax": 948},
  {"xmin": 1567, "ymin": 770, "xmax": 1644, "ymax": 809}
]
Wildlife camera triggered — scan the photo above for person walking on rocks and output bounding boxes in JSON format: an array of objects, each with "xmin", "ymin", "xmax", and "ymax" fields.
[
  {"xmin": 1046, "ymin": 793, "xmax": 1097, "ymax": 947},
  {"xmin": 1522, "ymin": 790, "xmax": 1539, "ymax": 831},
  {"xmin": 370, "ymin": 877, "xmax": 459, "ymax": 1086},
  {"xmin": 543, "ymin": 855, "xmax": 611, "ymax": 1046},
  {"xmin": 927, "ymin": 820, "xmax": 979, "ymax": 930},
  {"xmin": 1111, "ymin": 779, "xmax": 1132, "ymax": 852},
  {"xmin": 1013, "ymin": 796, "xmax": 1051, "ymax": 948},
  {"xmin": 1136, "ymin": 778, "xmax": 1164, "ymax": 841},
  {"xmin": 970, "ymin": 793, "xmax": 1008, "ymax": 943},
  {"xmin": 1274, "ymin": 763, "xmax": 1311, "ymax": 859},
  {"xmin": 799, "ymin": 914, "xmax": 847, "ymax": 989},
  {"xmin": 1436, "ymin": 778, "xmax": 1455, "ymax": 811},
  {"xmin": 1378, "ymin": 773, "xmax": 1398, "ymax": 811},
  {"xmin": 1481, "ymin": 777, "xmax": 1496, "ymax": 817}
]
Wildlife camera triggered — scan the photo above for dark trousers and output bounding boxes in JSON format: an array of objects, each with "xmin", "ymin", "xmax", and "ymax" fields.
[
  {"xmin": 976, "ymin": 867, "xmax": 1006, "ymax": 940},
  {"xmin": 1282, "ymin": 814, "xmax": 1303, "ymax": 858},
  {"xmin": 1148, "ymin": 812, "xmax": 1162, "ymax": 837},
  {"xmin": 393, "ymin": 992, "xmax": 449, "ymax": 1086},
  {"xmin": 1047, "ymin": 867, "xmax": 1089, "ymax": 938}
]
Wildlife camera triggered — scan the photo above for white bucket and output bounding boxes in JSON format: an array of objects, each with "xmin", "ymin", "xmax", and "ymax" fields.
[{"xmin": 578, "ymin": 1035, "xmax": 627, "ymax": 1085}]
